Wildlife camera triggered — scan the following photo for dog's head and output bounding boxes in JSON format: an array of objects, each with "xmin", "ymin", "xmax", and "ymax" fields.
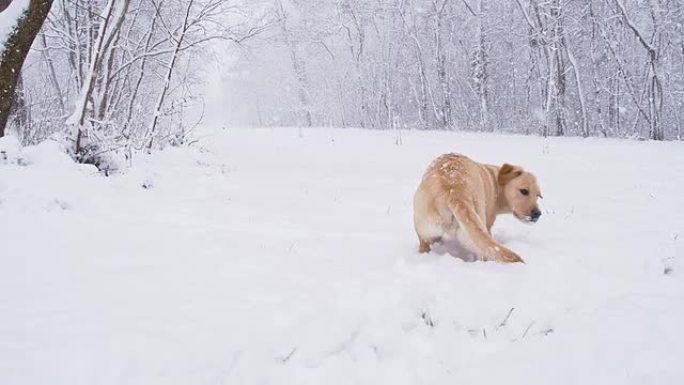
[{"xmin": 498, "ymin": 163, "xmax": 542, "ymax": 223}]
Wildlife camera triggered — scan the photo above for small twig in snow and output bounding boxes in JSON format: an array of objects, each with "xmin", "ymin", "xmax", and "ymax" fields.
[
  {"xmin": 280, "ymin": 347, "xmax": 297, "ymax": 363},
  {"xmin": 522, "ymin": 321, "xmax": 535, "ymax": 339},
  {"xmin": 496, "ymin": 307, "xmax": 515, "ymax": 330}
]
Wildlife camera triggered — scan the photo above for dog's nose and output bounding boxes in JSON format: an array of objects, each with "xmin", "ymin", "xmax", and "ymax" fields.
[{"xmin": 531, "ymin": 208, "xmax": 542, "ymax": 221}]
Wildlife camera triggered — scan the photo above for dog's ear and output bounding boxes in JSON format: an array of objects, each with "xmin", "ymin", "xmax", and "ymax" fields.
[{"xmin": 498, "ymin": 163, "xmax": 523, "ymax": 185}]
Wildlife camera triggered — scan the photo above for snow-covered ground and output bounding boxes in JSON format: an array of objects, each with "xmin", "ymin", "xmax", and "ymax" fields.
[{"xmin": 1, "ymin": 127, "xmax": 683, "ymax": 385}]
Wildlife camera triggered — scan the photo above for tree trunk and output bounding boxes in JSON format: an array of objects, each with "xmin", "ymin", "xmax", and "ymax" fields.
[
  {"xmin": 147, "ymin": 0, "xmax": 193, "ymax": 148},
  {"xmin": 65, "ymin": 0, "xmax": 118, "ymax": 156},
  {"xmin": 474, "ymin": 0, "xmax": 489, "ymax": 131},
  {"xmin": 0, "ymin": 0, "xmax": 14, "ymax": 13},
  {"xmin": 434, "ymin": 0, "xmax": 451, "ymax": 130},
  {"xmin": 0, "ymin": 0, "xmax": 53, "ymax": 137}
]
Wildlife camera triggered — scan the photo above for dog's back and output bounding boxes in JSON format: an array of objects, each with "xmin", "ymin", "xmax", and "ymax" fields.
[{"xmin": 414, "ymin": 154, "xmax": 492, "ymax": 249}]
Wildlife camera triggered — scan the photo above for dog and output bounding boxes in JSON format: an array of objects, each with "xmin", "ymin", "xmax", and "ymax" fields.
[{"xmin": 413, "ymin": 153, "xmax": 542, "ymax": 263}]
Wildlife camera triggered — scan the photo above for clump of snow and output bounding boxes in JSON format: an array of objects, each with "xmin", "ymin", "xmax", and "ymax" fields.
[
  {"xmin": 0, "ymin": 0, "xmax": 29, "ymax": 48},
  {"xmin": 0, "ymin": 135, "xmax": 24, "ymax": 165},
  {"xmin": 1, "ymin": 127, "xmax": 683, "ymax": 384}
]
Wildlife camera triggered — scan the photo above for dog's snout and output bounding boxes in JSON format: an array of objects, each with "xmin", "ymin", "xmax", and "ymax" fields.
[{"xmin": 531, "ymin": 208, "xmax": 542, "ymax": 221}]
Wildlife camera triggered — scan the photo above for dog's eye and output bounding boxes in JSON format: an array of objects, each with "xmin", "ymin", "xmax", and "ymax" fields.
[{"xmin": 520, "ymin": 188, "xmax": 530, "ymax": 196}]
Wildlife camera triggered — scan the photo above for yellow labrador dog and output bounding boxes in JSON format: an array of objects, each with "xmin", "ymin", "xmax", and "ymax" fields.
[{"xmin": 413, "ymin": 153, "xmax": 542, "ymax": 263}]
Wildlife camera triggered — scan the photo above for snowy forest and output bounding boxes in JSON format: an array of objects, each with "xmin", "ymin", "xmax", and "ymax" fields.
[
  {"xmin": 3, "ymin": 2, "xmax": 684, "ymax": 384},
  {"xmin": 1, "ymin": 0, "xmax": 269, "ymax": 166},
  {"xmin": 249, "ymin": 0, "xmax": 684, "ymax": 140}
]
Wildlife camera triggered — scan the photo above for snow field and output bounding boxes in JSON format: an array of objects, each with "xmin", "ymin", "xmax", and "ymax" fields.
[{"xmin": 1, "ymin": 127, "xmax": 683, "ymax": 384}]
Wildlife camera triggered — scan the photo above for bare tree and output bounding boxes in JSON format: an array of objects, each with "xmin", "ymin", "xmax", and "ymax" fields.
[
  {"xmin": 10, "ymin": 0, "xmax": 268, "ymax": 167},
  {"xmin": 0, "ymin": 0, "xmax": 53, "ymax": 137}
]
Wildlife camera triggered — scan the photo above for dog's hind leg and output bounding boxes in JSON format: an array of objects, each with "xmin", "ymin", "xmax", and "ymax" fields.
[
  {"xmin": 418, "ymin": 238, "xmax": 431, "ymax": 253},
  {"xmin": 417, "ymin": 234, "xmax": 443, "ymax": 253},
  {"xmin": 449, "ymin": 202, "xmax": 524, "ymax": 263}
]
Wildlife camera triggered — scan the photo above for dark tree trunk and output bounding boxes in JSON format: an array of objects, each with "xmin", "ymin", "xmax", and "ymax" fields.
[
  {"xmin": 0, "ymin": 0, "xmax": 13, "ymax": 12},
  {"xmin": 0, "ymin": 0, "xmax": 53, "ymax": 137}
]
